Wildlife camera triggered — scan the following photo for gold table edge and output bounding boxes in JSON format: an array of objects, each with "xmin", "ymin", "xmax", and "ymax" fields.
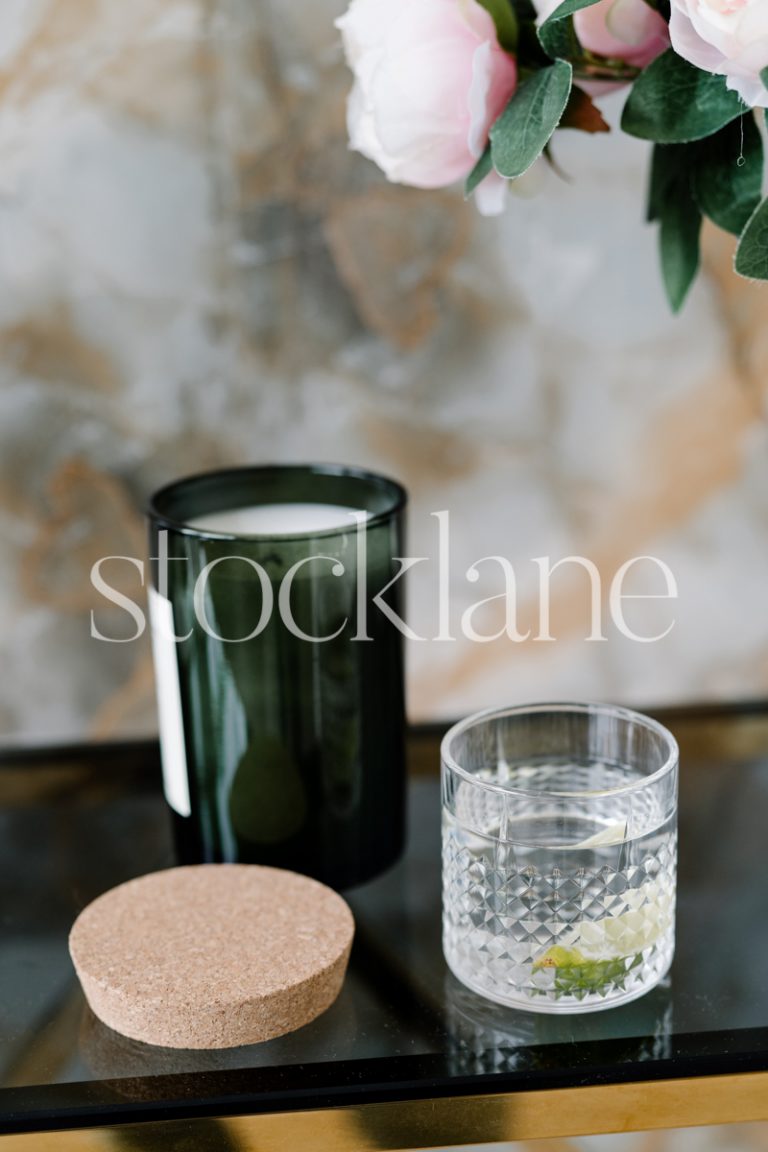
[{"xmin": 2, "ymin": 1071, "xmax": 768, "ymax": 1150}]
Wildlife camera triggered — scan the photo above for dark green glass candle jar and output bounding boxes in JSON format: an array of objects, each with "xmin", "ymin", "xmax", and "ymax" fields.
[{"xmin": 147, "ymin": 464, "xmax": 407, "ymax": 890}]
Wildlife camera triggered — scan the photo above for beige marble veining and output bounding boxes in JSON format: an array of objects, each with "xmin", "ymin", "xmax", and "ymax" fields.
[{"xmin": 0, "ymin": 0, "xmax": 767, "ymax": 748}]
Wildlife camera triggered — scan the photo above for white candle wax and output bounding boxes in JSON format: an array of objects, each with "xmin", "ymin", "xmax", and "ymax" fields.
[{"xmin": 187, "ymin": 502, "xmax": 366, "ymax": 537}]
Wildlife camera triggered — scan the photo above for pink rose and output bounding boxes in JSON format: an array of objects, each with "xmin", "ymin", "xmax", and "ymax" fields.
[
  {"xmin": 574, "ymin": 0, "xmax": 669, "ymax": 68},
  {"xmin": 669, "ymin": 0, "xmax": 768, "ymax": 107},
  {"xmin": 336, "ymin": 0, "xmax": 518, "ymax": 214},
  {"xmin": 533, "ymin": 0, "xmax": 669, "ymax": 77}
]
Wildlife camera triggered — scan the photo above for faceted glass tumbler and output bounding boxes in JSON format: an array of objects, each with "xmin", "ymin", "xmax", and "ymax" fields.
[
  {"xmin": 442, "ymin": 703, "xmax": 679, "ymax": 1013},
  {"xmin": 147, "ymin": 464, "xmax": 407, "ymax": 891}
]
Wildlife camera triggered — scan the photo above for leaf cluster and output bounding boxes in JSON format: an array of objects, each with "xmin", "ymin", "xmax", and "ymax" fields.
[
  {"xmin": 623, "ymin": 50, "xmax": 766, "ymax": 306},
  {"xmin": 469, "ymin": 2, "xmax": 768, "ymax": 304},
  {"xmin": 467, "ymin": 0, "xmax": 611, "ymax": 197}
]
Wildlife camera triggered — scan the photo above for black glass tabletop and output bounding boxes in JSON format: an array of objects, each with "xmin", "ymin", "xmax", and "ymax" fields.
[{"xmin": 2, "ymin": 705, "xmax": 768, "ymax": 1137}]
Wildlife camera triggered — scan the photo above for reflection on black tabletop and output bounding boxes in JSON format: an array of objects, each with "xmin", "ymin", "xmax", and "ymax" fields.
[
  {"xmin": 3, "ymin": 729, "xmax": 768, "ymax": 1132},
  {"xmin": 443, "ymin": 971, "xmax": 673, "ymax": 1075},
  {"xmin": 76, "ymin": 960, "xmax": 422, "ymax": 1091}
]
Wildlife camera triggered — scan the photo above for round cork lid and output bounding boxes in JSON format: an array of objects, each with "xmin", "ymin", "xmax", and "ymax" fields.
[{"xmin": 69, "ymin": 864, "xmax": 355, "ymax": 1049}]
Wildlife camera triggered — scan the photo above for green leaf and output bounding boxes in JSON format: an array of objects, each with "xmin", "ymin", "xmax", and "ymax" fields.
[
  {"xmin": 647, "ymin": 143, "xmax": 690, "ymax": 223},
  {"xmin": 534, "ymin": 945, "xmax": 643, "ymax": 996},
  {"xmin": 542, "ymin": 0, "xmax": 603, "ymax": 20},
  {"xmin": 538, "ymin": 15, "xmax": 580, "ymax": 60},
  {"xmin": 660, "ymin": 187, "xmax": 701, "ymax": 312},
  {"xmin": 477, "ymin": 0, "xmax": 518, "ymax": 51},
  {"xmin": 513, "ymin": 2, "xmax": 554, "ymax": 70},
  {"xmin": 490, "ymin": 60, "xmax": 573, "ymax": 179},
  {"xmin": 761, "ymin": 66, "xmax": 768, "ymax": 92},
  {"xmin": 510, "ymin": 0, "xmax": 538, "ymax": 19},
  {"xmin": 538, "ymin": 0, "xmax": 600, "ymax": 57},
  {"xmin": 465, "ymin": 144, "xmax": 493, "ymax": 196},
  {"xmin": 693, "ymin": 115, "xmax": 762, "ymax": 236},
  {"xmin": 735, "ymin": 197, "xmax": 768, "ymax": 280},
  {"xmin": 622, "ymin": 50, "xmax": 746, "ymax": 143},
  {"xmin": 644, "ymin": 143, "xmax": 702, "ymax": 309},
  {"xmin": 560, "ymin": 85, "xmax": 610, "ymax": 133}
]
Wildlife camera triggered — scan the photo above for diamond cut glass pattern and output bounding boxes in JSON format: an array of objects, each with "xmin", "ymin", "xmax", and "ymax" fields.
[{"xmin": 441, "ymin": 705, "xmax": 679, "ymax": 1013}]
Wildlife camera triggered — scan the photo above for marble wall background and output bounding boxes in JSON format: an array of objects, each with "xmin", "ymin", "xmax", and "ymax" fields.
[{"xmin": 1, "ymin": 0, "xmax": 768, "ymax": 746}]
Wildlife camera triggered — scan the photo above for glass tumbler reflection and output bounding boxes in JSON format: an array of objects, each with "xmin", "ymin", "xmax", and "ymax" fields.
[{"xmin": 442, "ymin": 703, "xmax": 678, "ymax": 1013}]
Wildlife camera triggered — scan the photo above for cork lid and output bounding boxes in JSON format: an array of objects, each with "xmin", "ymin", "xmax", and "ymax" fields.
[{"xmin": 69, "ymin": 864, "xmax": 355, "ymax": 1049}]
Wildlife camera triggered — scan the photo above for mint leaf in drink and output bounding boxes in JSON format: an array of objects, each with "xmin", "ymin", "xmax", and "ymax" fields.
[{"xmin": 534, "ymin": 945, "xmax": 643, "ymax": 995}]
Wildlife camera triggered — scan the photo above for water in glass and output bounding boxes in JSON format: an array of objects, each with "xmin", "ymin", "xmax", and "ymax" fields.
[{"xmin": 442, "ymin": 757, "xmax": 676, "ymax": 1012}]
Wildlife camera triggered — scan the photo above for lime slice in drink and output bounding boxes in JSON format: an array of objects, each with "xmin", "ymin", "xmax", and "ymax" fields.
[{"xmin": 571, "ymin": 821, "xmax": 627, "ymax": 849}]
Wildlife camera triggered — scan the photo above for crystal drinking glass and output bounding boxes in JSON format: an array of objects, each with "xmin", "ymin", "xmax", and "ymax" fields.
[{"xmin": 442, "ymin": 703, "xmax": 678, "ymax": 1013}]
